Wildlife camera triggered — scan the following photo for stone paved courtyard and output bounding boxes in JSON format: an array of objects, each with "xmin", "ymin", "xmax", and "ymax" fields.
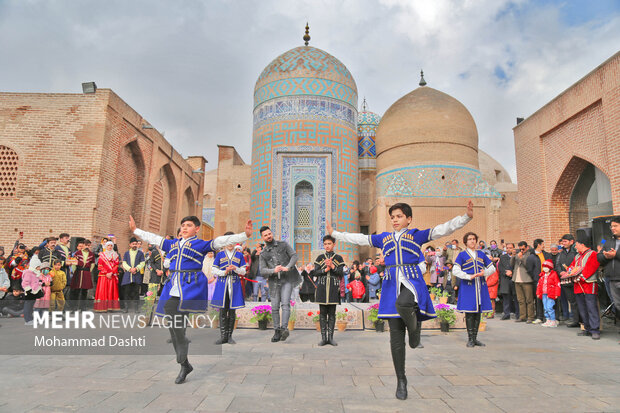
[{"xmin": 0, "ymin": 316, "xmax": 618, "ymax": 413}]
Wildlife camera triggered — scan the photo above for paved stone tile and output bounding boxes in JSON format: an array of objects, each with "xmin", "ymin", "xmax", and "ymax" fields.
[
  {"xmin": 262, "ymin": 383, "xmax": 296, "ymax": 398},
  {"xmin": 243, "ymin": 372, "xmax": 323, "ymax": 385},
  {"xmin": 443, "ymin": 397, "xmax": 503, "ymax": 413},
  {"xmin": 195, "ymin": 394, "xmax": 235, "ymax": 411},
  {"xmin": 483, "ymin": 375, "xmax": 531, "ymax": 385},
  {"xmin": 103, "ymin": 390, "xmax": 161, "ymax": 410},
  {"xmin": 342, "ymin": 398, "xmax": 451, "ymax": 413},
  {"xmin": 489, "ymin": 396, "xmax": 609, "ymax": 413},
  {"xmin": 478, "ymin": 384, "xmax": 541, "ymax": 398},
  {"xmin": 228, "ymin": 396, "xmax": 344, "ymax": 412},
  {"xmin": 220, "ymin": 383, "xmax": 265, "ymax": 396},
  {"xmin": 146, "ymin": 393, "xmax": 206, "ymax": 410},
  {"xmin": 58, "ymin": 390, "xmax": 117, "ymax": 409},
  {"xmin": 440, "ymin": 385, "xmax": 491, "ymax": 398},
  {"xmin": 412, "ymin": 385, "xmax": 452, "ymax": 399},
  {"xmin": 443, "ymin": 375, "xmax": 494, "ymax": 386}
]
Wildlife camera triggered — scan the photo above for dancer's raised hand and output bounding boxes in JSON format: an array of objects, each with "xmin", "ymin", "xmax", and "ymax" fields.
[
  {"xmin": 466, "ymin": 200, "xmax": 474, "ymax": 218},
  {"xmin": 245, "ymin": 219, "xmax": 253, "ymax": 238},
  {"xmin": 129, "ymin": 215, "xmax": 137, "ymax": 232},
  {"xmin": 326, "ymin": 221, "xmax": 334, "ymax": 235}
]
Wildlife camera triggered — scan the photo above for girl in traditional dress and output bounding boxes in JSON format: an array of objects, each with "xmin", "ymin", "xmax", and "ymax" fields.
[
  {"xmin": 94, "ymin": 241, "xmax": 121, "ymax": 312},
  {"xmin": 34, "ymin": 263, "xmax": 53, "ymax": 314}
]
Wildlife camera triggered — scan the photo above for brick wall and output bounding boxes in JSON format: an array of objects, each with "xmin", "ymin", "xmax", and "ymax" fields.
[
  {"xmin": 0, "ymin": 89, "xmax": 204, "ymax": 252},
  {"xmin": 514, "ymin": 51, "xmax": 620, "ymax": 243}
]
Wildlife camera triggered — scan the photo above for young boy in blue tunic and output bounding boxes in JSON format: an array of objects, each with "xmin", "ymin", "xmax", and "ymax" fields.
[
  {"xmin": 211, "ymin": 233, "xmax": 247, "ymax": 345},
  {"xmin": 328, "ymin": 201, "xmax": 474, "ymax": 400},
  {"xmin": 453, "ymin": 232, "xmax": 496, "ymax": 347},
  {"xmin": 130, "ymin": 215, "xmax": 252, "ymax": 384}
]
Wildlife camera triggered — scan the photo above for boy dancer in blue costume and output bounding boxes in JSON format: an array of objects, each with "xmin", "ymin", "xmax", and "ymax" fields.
[
  {"xmin": 453, "ymin": 232, "xmax": 496, "ymax": 347},
  {"xmin": 130, "ymin": 215, "xmax": 252, "ymax": 384},
  {"xmin": 327, "ymin": 201, "xmax": 474, "ymax": 400},
  {"xmin": 211, "ymin": 233, "xmax": 247, "ymax": 345}
]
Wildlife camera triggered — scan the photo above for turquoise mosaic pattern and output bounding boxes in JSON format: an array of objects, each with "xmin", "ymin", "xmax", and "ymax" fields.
[
  {"xmin": 376, "ymin": 165, "xmax": 501, "ymax": 198},
  {"xmin": 254, "ymin": 96, "xmax": 356, "ymax": 129},
  {"xmin": 357, "ymin": 110, "xmax": 380, "ymax": 158},
  {"xmin": 254, "ymin": 46, "xmax": 357, "ymax": 108},
  {"xmin": 254, "ymin": 77, "xmax": 357, "ymax": 108}
]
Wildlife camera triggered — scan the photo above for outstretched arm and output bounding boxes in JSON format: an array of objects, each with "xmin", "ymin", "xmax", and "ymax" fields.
[
  {"xmin": 212, "ymin": 220, "xmax": 252, "ymax": 249},
  {"xmin": 327, "ymin": 221, "xmax": 371, "ymax": 246},
  {"xmin": 429, "ymin": 200, "xmax": 473, "ymax": 240},
  {"xmin": 131, "ymin": 215, "xmax": 165, "ymax": 247}
]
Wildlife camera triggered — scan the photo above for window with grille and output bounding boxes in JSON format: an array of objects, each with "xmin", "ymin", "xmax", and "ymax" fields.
[
  {"xmin": 298, "ymin": 207, "xmax": 311, "ymax": 227},
  {"xmin": 0, "ymin": 146, "xmax": 18, "ymax": 198}
]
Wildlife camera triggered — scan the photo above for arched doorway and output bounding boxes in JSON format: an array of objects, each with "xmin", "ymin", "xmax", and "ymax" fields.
[
  {"xmin": 294, "ymin": 180, "xmax": 314, "ymax": 265},
  {"xmin": 148, "ymin": 164, "xmax": 177, "ymax": 236},
  {"xmin": 112, "ymin": 141, "xmax": 145, "ymax": 241},
  {"xmin": 569, "ymin": 163, "xmax": 613, "ymax": 231},
  {"xmin": 181, "ymin": 187, "xmax": 195, "ymax": 218}
]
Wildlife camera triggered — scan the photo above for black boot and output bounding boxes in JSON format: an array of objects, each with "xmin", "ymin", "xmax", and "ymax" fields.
[
  {"xmin": 215, "ymin": 310, "xmax": 228, "ymax": 345},
  {"xmin": 473, "ymin": 313, "xmax": 485, "ymax": 347},
  {"xmin": 318, "ymin": 313, "xmax": 328, "ymax": 346},
  {"xmin": 271, "ymin": 327, "xmax": 282, "ymax": 342},
  {"xmin": 227, "ymin": 310, "xmax": 236, "ymax": 344},
  {"xmin": 414, "ymin": 320, "xmax": 423, "ymax": 348},
  {"xmin": 327, "ymin": 314, "xmax": 337, "ymax": 346},
  {"xmin": 388, "ymin": 319, "xmax": 408, "ymax": 400},
  {"xmin": 466, "ymin": 313, "xmax": 476, "ymax": 348},
  {"xmin": 280, "ymin": 328, "xmax": 290, "ymax": 341},
  {"xmin": 175, "ymin": 359, "xmax": 193, "ymax": 384},
  {"xmin": 395, "ymin": 292, "xmax": 419, "ymax": 349}
]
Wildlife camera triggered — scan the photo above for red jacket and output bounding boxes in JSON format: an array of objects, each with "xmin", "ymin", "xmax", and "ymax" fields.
[
  {"xmin": 536, "ymin": 270, "xmax": 561, "ymax": 299},
  {"xmin": 570, "ymin": 249, "xmax": 600, "ymax": 295},
  {"xmin": 486, "ymin": 269, "xmax": 499, "ymax": 299},
  {"xmin": 346, "ymin": 279, "xmax": 366, "ymax": 299}
]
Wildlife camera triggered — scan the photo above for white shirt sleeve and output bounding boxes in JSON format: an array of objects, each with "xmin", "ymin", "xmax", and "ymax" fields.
[
  {"xmin": 484, "ymin": 264, "xmax": 496, "ymax": 278},
  {"xmin": 235, "ymin": 265, "xmax": 247, "ymax": 276},
  {"xmin": 429, "ymin": 214, "xmax": 472, "ymax": 240},
  {"xmin": 452, "ymin": 263, "xmax": 472, "ymax": 280},
  {"xmin": 212, "ymin": 266, "xmax": 227, "ymax": 277},
  {"xmin": 134, "ymin": 228, "xmax": 164, "ymax": 247},
  {"xmin": 212, "ymin": 232, "xmax": 248, "ymax": 250},
  {"xmin": 332, "ymin": 230, "xmax": 371, "ymax": 246}
]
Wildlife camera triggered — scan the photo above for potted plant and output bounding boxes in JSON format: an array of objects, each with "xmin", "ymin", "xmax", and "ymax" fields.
[
  {"xmin": 336, "ymin": 308, "xmax": 349, "ymax": 331},
  {"xmin": 435, "ymin": 303, "xmax": 456, "ymax": 332},
  {"xmin": 479, "ymin": 312, "xmax": 491, "ymax": 331},
  {"xmin": 207, "ymin": 308, "xmax": 220, "ymax": 329},
  {"xmin": 429, "ymin": 286, "xmax": 439, "ymax": 301},
  {"xmin": 234, "ymin": 315, "xmax": 240, "ymax": 330},
  {"xmin": 309, "ymin": 311, "xmax": 321, "ymax": 331},
  {"xmin": 367, "ymin": 303, "xmax": 384, "ymax": 332},
  {"xmin": 439, "ymin": 290, "xmax": 450, "ymax": 304},
  {"xmin": 250, "ymin": 305, "xmax": 272, "ymax": 330},
  {"xmin": 288, "ymin": 300, "xmax": 297, "ymax": 330}
]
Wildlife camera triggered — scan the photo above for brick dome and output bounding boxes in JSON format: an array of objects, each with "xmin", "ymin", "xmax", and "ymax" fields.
[{"xmin": 375, "ymin": 86, "xmax": 479, "ymax": 173}]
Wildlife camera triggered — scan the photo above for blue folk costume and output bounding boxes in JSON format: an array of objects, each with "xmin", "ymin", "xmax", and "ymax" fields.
[
  {"xmin": 453, "ymin": 248, "xmax": 496, "ymax": 348},
  {"xmin": 454, "ymin": 249, "xmax": 494, "ymax": 313},
  {"xmin": 154, "ymin": 236, "xmax": 214, "ymax": 317},
  {"xmin": 370, "ymin": 229, "xmax": 436, "ymax": 321},
  {"xmin": 211, "ymin": 249, "xmax": 246, "ymax": 309},
  {"xmin": 333, "ymin": 213, "xmax": 472, "ymax": 400},
  {"xmin": 211, "ymin": 248, "xmax": 246, "ymax": 345}
]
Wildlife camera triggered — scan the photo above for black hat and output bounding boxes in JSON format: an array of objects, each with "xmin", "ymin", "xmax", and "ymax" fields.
[
  {"xmin": 575, "ymin": 232, "xmax": 591, "ymax": 248},
  {"xmin": 129, "ymin": 237, "xmax": 138, "ymax": 243}
]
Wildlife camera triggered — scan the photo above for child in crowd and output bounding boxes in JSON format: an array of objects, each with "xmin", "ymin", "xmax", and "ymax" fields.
[
  {"xmin": 34, "ymin": 262, "xmax": 53, "ymax": 314},
  {"xmin": 49, "ymin": 260, "xmax": 67, "ymax": 312},
  {"xmin": 21, "ymin": 268, "xmax": 43, "ymax": 325},
  {"xmin": 1, "ymin": 287, "xmax": 25, "ymax": 317},
  {"xmin": 536, "ymin": 259, "xmax": 561, "ymax": 327},
  {"xmin": 346, "ymin": 273, "xmax": 366, "ymax": 303}
]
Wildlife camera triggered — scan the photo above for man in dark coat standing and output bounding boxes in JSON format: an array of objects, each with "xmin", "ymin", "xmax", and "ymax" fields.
[
  {"xmin": 498, "ymin": 243, "xmax": 518, "ymax": 320},
  {"xmin": 556, "ymin": 234, "xmax": 579, "ymax": 327},
  {"xmin": 121, "ymin": 237, "xmax": 145, "ymax": 312},
  {"xmin": 525, "ymin": 239, "xmax": 551, "ymax": 323}
]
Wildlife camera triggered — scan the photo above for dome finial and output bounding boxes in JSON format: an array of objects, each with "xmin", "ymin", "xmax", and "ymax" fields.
[
  {"xmin": 419, "ymin": 70, "xmax": 427, "ymax": 86},
  {"xmin": 303, "ymin": 22, "xmax": 311, "ymax": 46},
  {"xmin": 362, "ymin": 97, "xmax": 367, "ymax": 112}
]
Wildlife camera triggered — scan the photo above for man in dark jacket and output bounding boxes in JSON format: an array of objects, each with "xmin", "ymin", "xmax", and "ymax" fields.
[
  {"xmin": 259, "ymin": 227, "xmax": 298, "ymax": 342},
  {"xmin": 525, "ymin": 239, "xmax": 551, "ymax": 323},
  {"xmin": 597, "ymin": 217, "xmax": 620, "ymax": 320},
  {"xmin": 556, "ymin": 234, "xmax": 579, "ymax": 327},
  {"xmin": 498, "ymin": 243, "xmax": 517, "ymax": 320}
]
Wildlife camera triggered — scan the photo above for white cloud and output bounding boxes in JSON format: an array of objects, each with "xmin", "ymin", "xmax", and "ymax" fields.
[{"xmin": 0, "ymin": 0, "xmax": 618, "ymax": 182}]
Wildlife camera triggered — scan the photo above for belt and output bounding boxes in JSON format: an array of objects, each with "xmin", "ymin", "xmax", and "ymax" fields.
[{"xmin": 169, "ymin": 269, "xmax": 202, "ymax": 284}]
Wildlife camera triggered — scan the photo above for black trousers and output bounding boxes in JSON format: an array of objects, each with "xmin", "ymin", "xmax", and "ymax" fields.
[
  {"xmin": 123, "ymin": 283, "xmax": 141, "ymax": 311},
  {"xmin": 575, "ymin": 293, "xmax": 600, "ymax": 334},
  {"xmin": 319, "ymin": 304, "xmax": 336, "ymax": 324},
  {"xmin": 535, "ymin": 297, "xmax": 544, "ymax": 320},
  {"xmin": 388, "ymin": 286, "xmax": 418, "ymax": 380},
  {"xmin": 69, "ymin": 288, "xmax": 88, "ymax": 310},
  {"xmin": 164, "ymin": 296, "xmax": 189, "ymax": 364},
  {"xmin": 561, "ymin": 284, "xmax": 580, "ymax": 324}
]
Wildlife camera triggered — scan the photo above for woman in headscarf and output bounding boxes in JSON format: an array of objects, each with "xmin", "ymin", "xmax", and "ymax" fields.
[{"xmin": 94, "ymin": 241, "xmax": 121, "ymax": 312}]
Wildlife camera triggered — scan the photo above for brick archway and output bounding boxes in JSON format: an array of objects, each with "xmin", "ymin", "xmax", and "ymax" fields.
[{"xmin": 112, "ymin": 140, "xmax": 146, "ymax": 243}]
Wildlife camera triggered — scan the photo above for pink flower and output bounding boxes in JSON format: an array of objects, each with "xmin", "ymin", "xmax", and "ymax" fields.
[{"xmin": 146, "ymin": 291, "xmax": 153, "ymax": 297}]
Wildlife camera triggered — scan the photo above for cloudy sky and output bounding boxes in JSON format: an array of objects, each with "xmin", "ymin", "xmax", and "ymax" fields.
[{"xmin": 1, "ymin": 0, "xmax": 619, "ymax": 181}]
